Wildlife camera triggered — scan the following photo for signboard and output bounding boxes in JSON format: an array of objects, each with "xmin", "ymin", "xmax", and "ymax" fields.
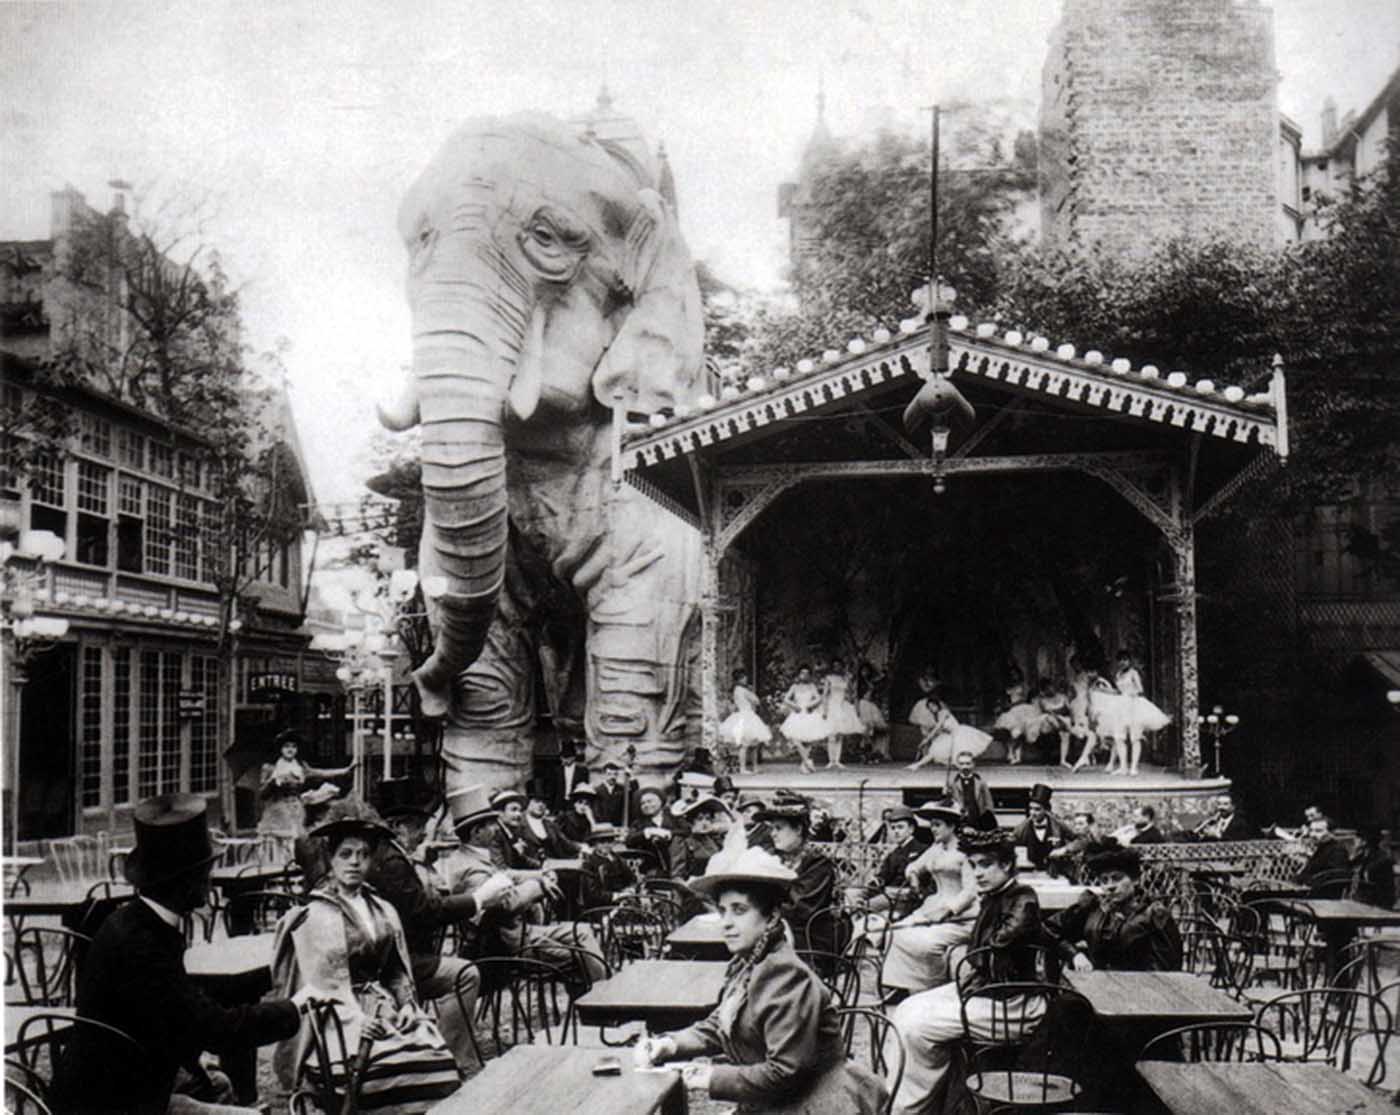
[
  {"xmin": 178, "ymin": 689, "xmax": 207, "ymax": 718},
  {"xmin": 249, "ymin": 671, "xmax": 299, "ymax": 694}
]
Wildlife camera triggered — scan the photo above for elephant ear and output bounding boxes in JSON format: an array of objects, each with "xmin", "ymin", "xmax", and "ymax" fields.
[{"xmin": 592, "ymin": 188, "xmax": 704, "ymax": 414}]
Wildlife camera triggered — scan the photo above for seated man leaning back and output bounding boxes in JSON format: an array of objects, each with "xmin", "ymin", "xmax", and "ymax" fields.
[{"xmin": 438, "ymin": 784, "xmax": 607, "ymax": 982}]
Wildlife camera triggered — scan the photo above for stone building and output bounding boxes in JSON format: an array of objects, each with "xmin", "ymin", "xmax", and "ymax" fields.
[
  {"xmin": 0, "ymin": 185, "xmax": 333, "ymax": 843},
  {"xmin": 1040, "ymin": 0, "xmax": 1283, "ymax": 254},
  {"xmin": 1297, "ymin": 66, "xmax": 1400, "ymax": 240}
]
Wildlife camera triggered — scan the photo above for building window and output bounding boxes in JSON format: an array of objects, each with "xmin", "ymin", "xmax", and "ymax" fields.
[
  {"xmin": 80, "ymin": 646, "xmax": 104, "ymax": 808},
  {"xmin": 200, "ymin": 503, "xmax": 221, "ymax": 583},
  {"xmin": 149, "ymin": 441, "xmax": 174, "ymax": 479},
  {"xmin": 179, "ymin": 453, "xmax": 201, "ymax": 490},
  {"xmin": 161, "ymin": 654, "xmax": 181, "ymax": 794},
  {"xmin": 174, "ymin": 494, "xmax": 200, "ymax": 581},
  {"xmin": 80, "ymin": 414, "xmax": 112, "ymax": 459},
  {"xmin": 137, "ymin": 650, "xmax": 184, "ymax": 798},
  {"xmin": 117, "ymin": 428, "xmax": 144, "ymax": 470},
  {"xmin": 75, "ymin": 461, "xmax": 111, "ymax": 567},
  {"xmin": 189, "ymin": 656, "xmax": 219, "ymax": 793},
  {"xmin": 145, "ymin": 485, "xmax": 172, "ymax": 576},
  {"xmin": 28, "ymin": 455, "xmax": 68, "ymax": 542},
  {"xmin": 117, "ymin": 476, "xmax": 144, "ymax": 573},
  {"xmin": 113, "ymin": 647, "xmax": 131, "ymax": 805}
]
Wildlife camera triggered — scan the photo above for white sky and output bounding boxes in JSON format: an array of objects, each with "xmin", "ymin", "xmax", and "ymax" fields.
[{"xmin": 3, "ymin": 0, "xmax": 1397, "ymax": 507}]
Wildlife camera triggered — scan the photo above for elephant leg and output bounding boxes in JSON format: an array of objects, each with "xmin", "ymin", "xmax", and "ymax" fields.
[{"xmin": 440, "ymin": 543, "xmax": 542, "ymax": 792}]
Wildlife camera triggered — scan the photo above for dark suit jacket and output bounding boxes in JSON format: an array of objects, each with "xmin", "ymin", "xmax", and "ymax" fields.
[
  {"xmin": 593, "ymin": 778, "xmax": 635, "ymax": 826},
  {"xmin": 542, "ymin": 761, "xmax": 591, "ymax": 813},
  {"xmin": 1129, "ymin": 824, "xmax": 1167, "ymax": 845},
  {"xmin": 1296, "ymin": 837, "xmax": 1352, "ymax": 893},
  {"xmin": 867, "ymin": 838, "xmax": 925, "ymax": 896},
  {"xmin": 1045, "ymin": 891, "xmax": 1183, "ymax": 972},
  {"xmin": 368, "ymin": 839, "xmax": 480, "ymax": 983},
  {"xmin": 52, "ymin": 899, "xmax": 299, "ymax": 1114},
  {"xmin": 557, "ymin": 809, "xmax": 594, "ymax": 844},
  {"xmin": 1012, "ymin": 815, "xmax": 1069, "ymax": 870}
]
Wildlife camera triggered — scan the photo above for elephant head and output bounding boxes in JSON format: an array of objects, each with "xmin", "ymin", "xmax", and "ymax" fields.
[{"xmin": 379, "ymin": 113, "xmax": 703, "ymax": 717}]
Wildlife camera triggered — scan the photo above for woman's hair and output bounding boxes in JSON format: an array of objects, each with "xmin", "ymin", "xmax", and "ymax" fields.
[
  {"xmin": 732, "ymin": 667, "xmax": 746, "ymax": 681},
  {"xmin": 795, "ymin": 662, "xmax": 810, "ymax": 674},
  {"xmin": 830, "ymin": 657, "xmax": 844, "ymax": 670},
  {"xmin": 717, "ymin": 880, "xmax": 787, "ymax": 919}
]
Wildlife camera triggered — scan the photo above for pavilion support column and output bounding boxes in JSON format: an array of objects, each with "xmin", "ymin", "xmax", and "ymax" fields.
[
  {"xmin": 1172, "ymin": 522, "xmax": 1202, "ymax": 778},
  {"xmin": 700, "ymin": 534, "xmax": 721, "ymax": 758}
]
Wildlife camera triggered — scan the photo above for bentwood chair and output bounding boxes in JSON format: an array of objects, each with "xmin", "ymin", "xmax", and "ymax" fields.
[
  {"xmin": 796, "ymin": 949, "xmax": 863, "ymax": 1009},
  {"xmin": 10, "ymin": 927, "xmax": 90, "ymax": 1007},
  {"xmin": 293, "ymin": 1000, "xmax": 363, "ymax": 1115},
  {"xmin": 3, "ymin": 1064, "xmax": 53, "ymax": 1114},
  {"xmin": 468, "ymin": 956, "xmax": 574, "ymax": 1054},
  {"xmin": 520, "ymin": 941, "xmax": 612, "ymax": 1043},
  {"xmin": 11, "ymin": 1013, "xmax": 143, "ymax": 1093},
  {"xmin": 1138, "ymin": 1022, "xmax": 1283, "ymax": 1063},
  {"xmin": 221, "ymin": 889, "xmax": 301, "ymax": 937},
  {"xmin": 1253, "ymin": 986, "xmax": 1393, "ymax": 1070},
  {"xmin": 835, "ymin": 1006, "xmax": 905, "ymax": 1115}
]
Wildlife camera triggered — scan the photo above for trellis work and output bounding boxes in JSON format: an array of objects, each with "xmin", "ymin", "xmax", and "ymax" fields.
[{"xmin": 617, "ymin": 320, "xmax": 1289, "ymax": 776}]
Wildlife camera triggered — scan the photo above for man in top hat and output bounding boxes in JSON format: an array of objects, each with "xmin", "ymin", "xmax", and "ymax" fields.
[
  {"xmin": 865, "ymin": 806, "xmax": 924, "ymax": 916},
  {"xmin": 367, "ymin": 778, "xmax": 513, "ymax": 1072},
  {"xmin": 439, "ymin": 785, "xmax": 607, "ymax": 983},
  {"xmin": 52, "ymin": 794, "xmax": 309, "ymax": 1114},
  {"xmin": 542, "ymin": 736, "xmax": 591, "ymax": 814},
  {"xmin": 1011, "ymin": 784, "xmax": 1067, "ymax": 871}
]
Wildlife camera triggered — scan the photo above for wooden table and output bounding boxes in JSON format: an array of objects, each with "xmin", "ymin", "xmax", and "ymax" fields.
[
  {"xmin": 1065, "ymin": 970, "xmax": 1252, "ymax": 1026},
  {"xmin": 575, "ymin": 959, "xmax": 726, "ymax": 1032},
  {"xmin": 1263, "ymin": 898, "xmax": 1400, "ymax": 980},
  {"xmin": 665, "ymin": 913, "xmax": 730, "ymax": 961},
  {"xmin": 5, "ymin": 1005, "xmax": 75, "ymax": 1054},
  {"xmin": 428, "ymin": 1044, "xmax": 685, "ymax": 1114},
  {"xmin": 1137, "ymin": 1060, "xmax": 1396, "ymax": 1115},
  {"xmin": 4, "ymin": 880, "xmax": 127, "ymax": 935}
]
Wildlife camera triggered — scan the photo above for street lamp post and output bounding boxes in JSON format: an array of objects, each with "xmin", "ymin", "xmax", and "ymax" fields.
[{"xmin": 1198, "ymin": 704, "xmax": 1241, "ymax": 777}]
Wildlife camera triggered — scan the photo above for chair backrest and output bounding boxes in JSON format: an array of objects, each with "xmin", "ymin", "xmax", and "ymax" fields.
[
  {"xmin": 468, "ymin": 956, "xmax": 571, "ymax": 1050},
  {"xmin": 952, "ymin": 944, "xmax": 1053, "ymax": 997},
  {"xmin": 47, "ymin": 836, "xmax": 104, "ymax": 886},
  {"xmin": 835, "ymin": 1006, "xmax": 903, "ymax": 1115},
  {"xmin": 796, "ymin": 949, "xmax": 862, "ymax": 1009},
  {"xmin": 1253, "ymin": 987, "xmax": 1394, "ymax": 1066},
  {"xmin": 1306, "ymin": 868, "xmax": 1354, "ymax": 901},
  {"xmin": 2, "ymin": 1072, "xmax": 53, "ymax": 1114},
  {"xmin": 13, "ymin": 1013, "xmax": 143, "ymax": 1089},
  {"xmin": 298, "ymin": 1000, "xmax": 355, "ymax": 1114},
  {"xmin": 1139, "ymin": 1022, "xmax": 1283, "ymax": 1063},
  {"xmin": 12, "ymin": 927, "xmax": 91, "ymax": 1007},
  {"xmin": 223, "ymin": 889, "xmax": 301, "ymax": 937},
  {"xmin": 519, "ymin": 941, "xmax": 612, "ymax": 995},
  {"xmin": 605, "ymin": 904, "xmax": 667, "ymax": 965},
  {"xmin": 958, "ymin": 979, "xmax": 1063, "ymax": 1049},
  {"xmin": 803, "ymin": 904, "xmax": 854, "ymax": 956},
  {"xmin": 618, "ymin": 892, "xmax": 682, "ymax": 934}
]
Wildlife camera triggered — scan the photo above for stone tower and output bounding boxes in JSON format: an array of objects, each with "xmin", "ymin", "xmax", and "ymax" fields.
[{"xmin": 1039, "ymin": 0, "xmax": 1281, "ymax": 256}]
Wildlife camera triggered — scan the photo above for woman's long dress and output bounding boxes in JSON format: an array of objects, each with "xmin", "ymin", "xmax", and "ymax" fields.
[
  {"xmin": 881, "ymin": 840, "xmax": 979, "ymax": 991},
  {"xmin": 919, "ymin": 705, "xmax": 992, "ymax": 765},
  {"xmin": 721, "ymin": 685, "xmax": 774, "ymax": 746},
  {"xmin": 822, "ymin": 675, "xmax": 865, "ymax": 735},
  {"xmin": 259, "ymin": 758, "xmax": 310, "ymax": 836},
  {"xmin": 781, "ymin": 682, "xmax": 830, "ymax": 743},
  {"xmin": 272, "ymin": 887, "xmax": 459, "ymax": 1113}
]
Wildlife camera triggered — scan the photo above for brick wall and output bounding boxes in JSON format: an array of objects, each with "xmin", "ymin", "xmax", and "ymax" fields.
[{"xmin": 1041, "ymin": 0, "xmax": 1280, "ymax": 256}]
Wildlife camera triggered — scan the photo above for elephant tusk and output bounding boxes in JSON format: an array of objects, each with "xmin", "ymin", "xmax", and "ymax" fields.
[
  {"xmin": 377, "ymin": 379, "xmax": 421, "ymax": 431},
  {"xmin": 507, "ymin": 305, "xmax": 545, "ymax": 422}
]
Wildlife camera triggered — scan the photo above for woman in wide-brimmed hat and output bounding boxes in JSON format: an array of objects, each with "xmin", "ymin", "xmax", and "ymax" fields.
[
  {"xmin": 755, "ymin": 796, "xmax": 837, "ymax": 952},
  {"xmin": 272, "ymin": 813, "xmax": 459, "ymax": 1112},
  {"xmin": 257, "ymin": 730, "xmax": 354, "ymax": 840},
  {"xmin": 881, "ymin": 800, "xmax": 980, "ymax": 997},
  {"xmin": 635, "ymin": 842, "xmax": 888, "ymax": 1113}
]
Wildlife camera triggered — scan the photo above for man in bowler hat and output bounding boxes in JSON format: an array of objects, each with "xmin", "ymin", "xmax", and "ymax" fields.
[{"xmin": 51, "ymin": 793, "xmax": 312, "ymax": 1113}]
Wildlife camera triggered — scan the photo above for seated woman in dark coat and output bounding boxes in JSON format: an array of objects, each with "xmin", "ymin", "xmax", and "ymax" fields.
[
  {"xmin": 635, "ymin": 844, "xmax": 887, "ymax": 1113},
  {"xmin": 1044, "ymin": 845, "xmax": 1182, "ymax": 972},
  {"xmin": 755, "ymin": 797, "xmax": 837, "ymax": 951}
]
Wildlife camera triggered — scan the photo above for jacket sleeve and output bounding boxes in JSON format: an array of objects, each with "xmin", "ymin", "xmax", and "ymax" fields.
[
  {"xmin": 374, "ymin": 849, "xmax": 480, "ymax": 928},
  {"xmin": 708, "ymin": 956, "xmax": 827, "ymax": 1103},
  {"xmin": 985, "ymin": 889, "xmax": 1042, "ymax": 951},
  {"xmin": 1043, "ymin": 892, "xmax": 1098, "ymax": 962},
  {"xmin": 786, "ymin": 853, "xmax": 837, "ymax": 930}
]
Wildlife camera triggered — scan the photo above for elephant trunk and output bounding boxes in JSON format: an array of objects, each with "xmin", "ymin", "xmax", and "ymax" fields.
[{"xmin": 410, "ymin": 297, "xmax": 521, "ymax": 717}]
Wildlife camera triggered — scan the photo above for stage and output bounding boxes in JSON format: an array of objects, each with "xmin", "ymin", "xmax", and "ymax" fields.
[{"xmin": 729, "ymin": 759, "xmax": 1230, "ymax": 837}]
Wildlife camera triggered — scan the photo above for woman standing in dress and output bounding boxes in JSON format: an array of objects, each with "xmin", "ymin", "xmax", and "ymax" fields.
[
  {"xmin": 635, "ymin": 845, "xmax": 888, "ymax": 1113},
  {"xmin": 780, "ymin": 665, "xmax": 829, "ymax": 775},
  {"xmin": 258, "ymin": 731, "xmax": 355, "ymax": 842},
  {"xmin": 881, "ymin": 801, "xmax": 979, "ymax": 997},
  {"xmin": 906, "ymin": 697, "xmax": 991, "ymax": 771},
  {"xmin": 854, "ymin": 661, "xmax": 889, "ymax": 760},
  {"xmin": 820, "ymin": 658, "xmax": 863, "ymax": 770},
  {"xmin": 721, "ymin": 669, "xmax": 773, "ymax": 774},
  {"xmin": 272, "ymin": 817, "xmax": 459, "ymax": 1112}
]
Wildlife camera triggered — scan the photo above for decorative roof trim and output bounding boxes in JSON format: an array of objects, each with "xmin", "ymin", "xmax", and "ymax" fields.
[{"xmin": 622, "ymin": 324, "xmax": 1284, "ymax": 471}]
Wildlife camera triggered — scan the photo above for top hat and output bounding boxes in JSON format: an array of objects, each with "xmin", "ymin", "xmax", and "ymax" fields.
[
  {"xmin": 125, "ymin": 794, "xmax": 221, "ymax": 889},
  {"xmin": 447, "ymin": 785, "xmax": 498, "ymax": 833},
  {"xmin": 1028, "ymin": 784, "xmax": 1054, "ymax": 808},
  {"xmin": 1086, "ymin": 844, "xmax": 1141, "ymax": 878},
  {"xmin": 916, "ymin": 799, "xmax": 963, "ymax": 826},
  {"xmin": 559, "ymin": 737, "xmax": 580, "ymax": 759},
  {"xmin": 885, "ymin": 805, "xmax": 917, "ymax": 825},
  {"xmin": 692, "ymin": 845, "xmax": 797, "ymax": 898},
  {"xmin": 489, "ymin": 788, "xmax": 527, "ymax": 811},
  {"xmin": 374, "ymin": 777, "xmax": 429, "ymax": 820}
]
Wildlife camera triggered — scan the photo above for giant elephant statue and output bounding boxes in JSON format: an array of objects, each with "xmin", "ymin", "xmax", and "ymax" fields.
[{"xmin": 378, "ymin": 113, "xmax": 705, "ymax": 789}]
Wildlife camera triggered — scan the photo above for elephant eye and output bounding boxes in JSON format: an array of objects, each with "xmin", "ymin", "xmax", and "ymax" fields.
[{"xmin": 529, "ymin": 222, "xmax": 559, "ymax": 249}]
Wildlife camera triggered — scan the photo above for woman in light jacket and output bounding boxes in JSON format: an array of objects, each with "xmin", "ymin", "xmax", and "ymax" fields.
[{"xmin": 635, "ymin": 843, "xmax": 888, "ymax": 1113}]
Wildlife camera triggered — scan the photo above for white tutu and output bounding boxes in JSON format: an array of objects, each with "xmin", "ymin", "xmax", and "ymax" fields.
[
  {"xmin": 1085, "ymin": 690, "xmax": 1171, "ymax": 740},
  {"xmin": 825, "ymin": 698, "xmax": 865, "ymax": 735},
  {"xmin": 782, "ymin": 709, "xmax": 831, "ymax": 743},
  {"xmin": 920, "ymin": 723, "xmax": 992, "ymax": 765},
  {"xmin": 993, "ymin": 702, "xmax": 1039, "ymax": 739},
  {"xmin": 858, "ymin": 698, "xmax": 887, "ymax": 731},
  {"xmin": 720, "ymin": 707, "xmax": 772, "ymax": 745}
]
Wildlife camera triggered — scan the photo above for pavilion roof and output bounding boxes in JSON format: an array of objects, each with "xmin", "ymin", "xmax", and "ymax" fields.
[{"xmin": 622, "ymin": 318, "xmax": 1286, "ymax": 473}]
